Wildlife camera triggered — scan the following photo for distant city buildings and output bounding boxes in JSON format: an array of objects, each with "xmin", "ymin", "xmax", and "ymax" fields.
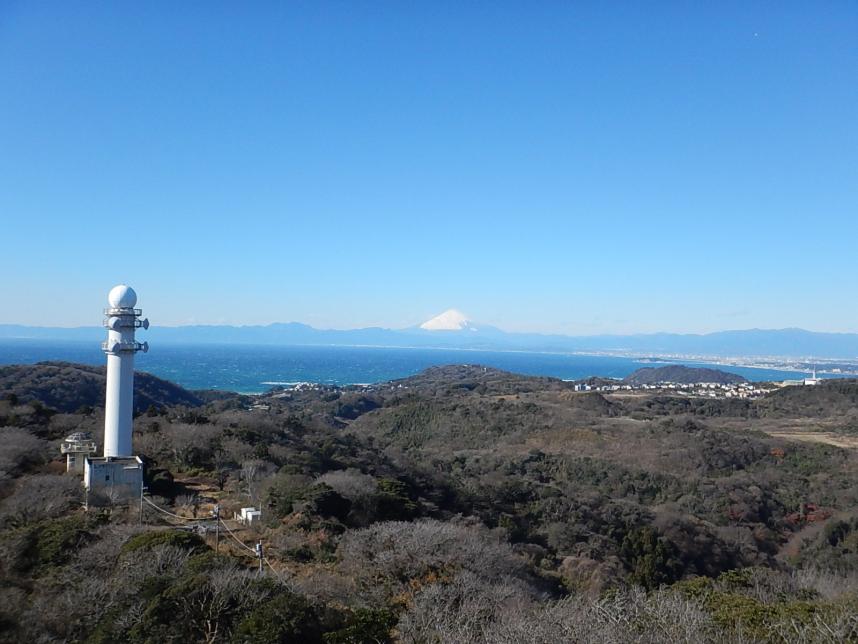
[
  {"xmin": 581, "ymin": 376, "xmax": 825, "ymax": 399},
  {"xmin": 587, "ymin": 381, "xmax": 774, "ymax": 399}
]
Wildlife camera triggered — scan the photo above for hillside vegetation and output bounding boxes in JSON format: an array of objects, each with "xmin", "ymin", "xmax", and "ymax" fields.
[
  {"xmin": 624, "ymin": 365, "xmax": 748, "ymax": 385},
  {"xmin": 1, "ymin": 364, "xmax": 858, "ymax": 642},
  {"xmin": 0, "ymin": 362, "xmax": 203, "ymax": 412}
]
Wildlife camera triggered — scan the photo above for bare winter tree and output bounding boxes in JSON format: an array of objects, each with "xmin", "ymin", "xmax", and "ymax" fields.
[
  {"xmin": 178, "ymin": 564, "xmax": 275, "ymax": 643},
  {"xmin": 239, "ymin": 459, "xmax": 275, "ymax": 505},
  {"xmin": 337, "ymin": 518, "xmax": 539, "ymax": 608},
  {"xmin": 400, "ymin": 581, "xmax": 727, "ymax": 644},
  {"xmin": 768, "ymin": 609, "xmax": 858, "ymax": 644},
  {"xmin": 118, "ymin": 543, "xmax": 194, "ymax": 588},
  {"xmin": 0, "ymin": 427, "xmax": 49, "ymax": 482},
  {"xmin": 0, "ymin": 474, "xmax": 81, "ymax": 526},
  {"xmin": 316, "ymin": 468, "xmax": 378, "ymax": 502}
]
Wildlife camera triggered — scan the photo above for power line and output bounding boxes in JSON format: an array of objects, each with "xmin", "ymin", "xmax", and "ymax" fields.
[
  {"xmin": 142, "ymin": 495, "xmax": 209, "ymax": 522},
  {"xmin": 218, "ymin": 518, "xmax": 287, "ymax": 583},
  {"xmin": 218, "ymin": 516, "xmax": 257, "ymax": 554},
  {"xmin": 263, "ymin": 556, "xmax": 286, "ymax": 583},
  {"xmin": 142, "ymin": 497, "xmax": 287, "ymax": 583}
]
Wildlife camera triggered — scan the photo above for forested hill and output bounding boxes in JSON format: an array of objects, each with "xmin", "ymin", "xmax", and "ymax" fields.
[
  {"xmin": 0, "ymin": 361, "xmax": 202, "ymax": 412},
  {"xmin": 756, "ymin": 378, "xmax": 858, "ymax": 417},
  {"xmin": 3, "ymin": 363, "xmax": 858, "ymax": 640},
  {"xmin": 624, "ymin": 365, "xmax": 748, "ymax": 385},
  {"xmin": 387, "ymin": 364, "xmax": 574, "ymax": 394}
]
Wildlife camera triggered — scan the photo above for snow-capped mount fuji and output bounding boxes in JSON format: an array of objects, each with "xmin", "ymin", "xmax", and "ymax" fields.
[
  {"xmin": 5, "ymin": 316, "xmax": 858, "ymax": 358},
  {"xmin": 419, "ymin": 309, "xmax": 478, "ymax": 332}
]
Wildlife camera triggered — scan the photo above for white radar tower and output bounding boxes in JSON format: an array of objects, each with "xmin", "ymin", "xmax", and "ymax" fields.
[{"xmin": 102, "ymin": 284, "xmax": 149, "ymax": 457}]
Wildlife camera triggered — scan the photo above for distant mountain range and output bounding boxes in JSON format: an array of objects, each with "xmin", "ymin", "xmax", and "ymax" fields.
[{"xmin": 2, "ymin": 309, "xmax": 858, "ymax": 359}]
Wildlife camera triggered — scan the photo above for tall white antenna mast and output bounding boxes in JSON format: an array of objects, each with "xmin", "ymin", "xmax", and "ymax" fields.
[{"xmin": 102, "ymin": 285, "xmax": 149, "ymax": 457}]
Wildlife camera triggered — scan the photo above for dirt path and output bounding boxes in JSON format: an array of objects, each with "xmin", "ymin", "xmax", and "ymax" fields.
[
  {"xmin": 764, "ymin": 431, "xmax": 858, "ymax": 449},
  {"xmin": 778, "ymin": 508, "xmax": 858, "ymax": 561},
  {"xmin": 778, "ymin": 519, "xmax": 828, "ymax": 561},
  {"xmin": 764, "ymin": 432, "xmax": 858, "ymax": 560}
]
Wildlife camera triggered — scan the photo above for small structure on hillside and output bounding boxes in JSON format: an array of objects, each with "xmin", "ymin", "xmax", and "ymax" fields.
[
  {"xmin": 804, "ymin": 367, "xmax": 822, "ymax": 386},
  {"xmin": 61, "ymin": 432, "xmax": 97, "ymax": 474},
  {"xmin": 236, "ymin": 506, "xmax": 262, "ymax": 527}
]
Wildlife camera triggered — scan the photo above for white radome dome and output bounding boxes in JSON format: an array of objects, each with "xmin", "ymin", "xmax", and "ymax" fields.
[{"xmin": 108, "ymin": 284, "xmax": 137, "ymax": 308}]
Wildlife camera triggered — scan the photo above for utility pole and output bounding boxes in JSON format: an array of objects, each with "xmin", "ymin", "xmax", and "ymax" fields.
[
  {"xmin": 213, "ymin": 504, "xmax": 220, "ymax": 553},
  {"xmin": 139, "ymin": 484, "xmax": 145, "ymax": 525},
  {"xmin": 255, "ymin": 541, "xmax": 263, "ymax": 574}
]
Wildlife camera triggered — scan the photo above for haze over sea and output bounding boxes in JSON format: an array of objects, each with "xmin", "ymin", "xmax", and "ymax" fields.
[{"xmin": 0, "ymin": 339, "xmax": 820, "ymax": 393}]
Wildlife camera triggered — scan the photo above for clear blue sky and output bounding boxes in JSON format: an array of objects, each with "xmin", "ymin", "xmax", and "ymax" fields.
[{"xmin": 1, "ymin": 2, "xmax": 856, "ymax": 333}]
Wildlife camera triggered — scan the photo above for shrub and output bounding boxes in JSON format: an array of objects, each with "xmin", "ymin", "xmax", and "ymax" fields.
[
  {"xmin": 144, "ymin": 467, "xmax": 179, "ymax": 499},
  {"xmin": 6, "ymin": 513, "xmax": 103, "ymax": 574},
  {"xmin": 323, "ymin": 607, "xmax": 397, "ymax": 643},
  {"xmin": 375, "ymin": 478, "xmax": 419, "ymax": 521},
  {"xmin": 266, "ymin": 473, "xmax": 312, "ymax": 518},
  {"xmin": 305, "ymin": 484, "xmax": 352, "ymax": 521},
  {"xmin": 619, "ymin": 527, "xmax": 683, "ymax": 590},
  {"xmin": 121, "ymin": 529, "xmax": 207, "ymax": 555},
  {"xmin": 233, "ymin": 591, "xmax": 324, "ymax": 643}
]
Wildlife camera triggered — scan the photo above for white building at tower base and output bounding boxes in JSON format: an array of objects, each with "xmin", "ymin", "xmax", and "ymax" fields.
[{"xmin": 84, "ymin": 456, "xmax": 144, "ymax": 505}]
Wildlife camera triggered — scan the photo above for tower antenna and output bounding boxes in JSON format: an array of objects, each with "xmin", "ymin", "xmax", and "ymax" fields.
[
  {"xmin": 102, "ymin": 285, "xmax": 149, "ymax": 456},
  {"xmin": 83, "ymin": 285, "xmax": 148, "ymax": 506}
]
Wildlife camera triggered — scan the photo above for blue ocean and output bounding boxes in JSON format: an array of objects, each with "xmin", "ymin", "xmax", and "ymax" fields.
[{"xmin": 0, "ymin": 339, "xmax": 823, "ymax": 394}]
